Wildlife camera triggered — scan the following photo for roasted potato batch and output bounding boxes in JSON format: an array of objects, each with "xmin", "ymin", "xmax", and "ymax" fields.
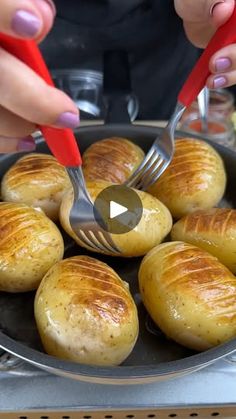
[
  {"xmin": 60, "ymin": 180, "xmax": 172, "ymax": 257},
  {"xmin": 0, "ymin": 202, "xmax": 64, "ymax": 292},
  {"xmin": 35, "ymin": 256, "xmax": 139, "ymax": 366},
  {"xmin": 139, "ymin": 241, "xmax": 236, "ymax": 351},
  {"xmin": 171, "ymin": 208, "xmax": 236, "ymax": 274},
  {"xmin": 1, "ymin": 153, "xmax": 71, "ymax": 221},
  {"xmin": 148, "ymin": 138, "xmax": 226, "ymax": 219},
  {"xmin": 82, "ymin": 137, "xmax": 145, "ymax": 183}
]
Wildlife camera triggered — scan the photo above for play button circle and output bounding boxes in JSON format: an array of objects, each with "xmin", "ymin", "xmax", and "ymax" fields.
[{"xmin": 93, "ymin": 185, "xmax": 143, "ymax": 234}]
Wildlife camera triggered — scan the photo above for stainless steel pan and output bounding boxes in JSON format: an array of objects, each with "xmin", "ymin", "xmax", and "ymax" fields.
[{"xmin": 0, "ymin": 121, "xmax": 236, "ymax": 385}]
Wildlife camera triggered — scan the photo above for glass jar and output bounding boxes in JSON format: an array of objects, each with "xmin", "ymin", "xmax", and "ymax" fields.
[
  {"xmin": 180, "ymin": 114, "xmax": 236, "ymax": 149},
  {"xmin": 181, "ymin": 88, "xmax": 235, "ymax": 123}
]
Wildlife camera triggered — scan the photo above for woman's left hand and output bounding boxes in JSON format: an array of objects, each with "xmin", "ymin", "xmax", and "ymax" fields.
[{"xmin": 174, "ymin": 0, "xmax": 236, "ymax": 89}]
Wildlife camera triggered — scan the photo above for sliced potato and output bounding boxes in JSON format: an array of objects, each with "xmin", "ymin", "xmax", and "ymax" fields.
[
  {"xmin": 139, "ymin": 241, "xmax": 236, "ymax": 351},
  {"xmin": 171, "ymin": 208, "xmax": 236, "ymax": 273},
  {"xmin": 35, "ymin": 255, "xmax": 139, "ymax": 366},
  {"xmin": 1, "ymin": 153, "xmax": 71, "ymax": 221},
  {"xmin": 60, "ymin": 181, "xmax": 172, "ymax": 257},
  {"xmin": 148, "ymin": 138, "xmax": 226, "ymax": 219},
  {"xmin": 0, "ymin": 202, "xmax": 64, "ymax": 292},
  {"xmin": 82, "ymin": 137, "xmax": 144, "ymax": 184}
]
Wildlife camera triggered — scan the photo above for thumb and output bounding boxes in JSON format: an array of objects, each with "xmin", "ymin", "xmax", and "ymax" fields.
[{"xmin": 211, "ymin": 0, "xmax": 235, "ymax": 28}]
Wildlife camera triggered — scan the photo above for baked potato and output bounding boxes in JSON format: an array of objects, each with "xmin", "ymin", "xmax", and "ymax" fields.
[
  {"xmin": 0, "ymin": 202, "xmax": 64, "ymax": 292},
  {"xmin": 148, "ymin": 138, "xmax": 226, "ymax": 219},
  {"xmin": 34, "ymin": 255, "xmax": 139, "ymax": 366},
  {"xmin": 1, "ymin": 153, "xmax": 71, "ymax": 221},
  {"xmin": 60, "ymin": 181, "xmax": 172, "ymax": 257},
  {"xmin": 171, "ymin": 208, "xmax": 236, "ymax": 274},
  {"xmin": 82, "ymin": 137, "xmax": 145, "ymax": 183},
  {"xmin": 139, "ymin": 241, "xmax": 236, "ymax": 351}
]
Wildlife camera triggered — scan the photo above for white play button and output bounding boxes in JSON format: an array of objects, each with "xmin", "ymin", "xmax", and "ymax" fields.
[{"xmin": 110, "ymin": 201, "xmax": 128, "ymax": 219}]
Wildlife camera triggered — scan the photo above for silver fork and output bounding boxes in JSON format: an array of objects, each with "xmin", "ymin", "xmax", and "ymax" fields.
[
  {"xmin": 0, "ymin": 34, "xmax": 121, "ymax": 256},
  {"xmin": 198, "ymin": 87, "xmax": 210, "ymax": 134},
  {"xmin": 67, "ymin": 167, "xmax": 120, "ymax": 255},
  {"xmin": 125, "ymin": 11, "xmax": 236, "ymax": 191}
]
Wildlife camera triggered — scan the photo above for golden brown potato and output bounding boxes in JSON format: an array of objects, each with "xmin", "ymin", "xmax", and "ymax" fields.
[
  {"xmin": 0, "ymin": 202, "xmax": 64, "ymax": 292},
  {"xmin": 34, "ymin": 255, "xmax": 139, "ymax": 366},
  {"xmin": 139, "ymin": 241, "xmax": 236, "ymax": 351},
  {"xmin": 60, "ymin": 181, "xmax": 172, "ymax": 257},
  {"xmin": 82, "ymin": 137, "xmax": 144, "ymax": 183},
  {"xmin": 1, "ymin": 153, "xmax": 71, "ymax": 221},
  {"xmin": 171, "ymin": 208, "xmax": 236, "ymax": 274},
  {"xmin": 148, "ymin": 138, "xmax": 226, "ymax": 219}
]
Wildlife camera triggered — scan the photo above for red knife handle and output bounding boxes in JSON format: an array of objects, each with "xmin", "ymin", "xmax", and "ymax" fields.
[
  {"xmin": 178, "ymin": 6, "xmax": 236, "ymax": 108},
  {"xmin": 0, "ymin": 33, "xmax": 82, "ymax": 167}
]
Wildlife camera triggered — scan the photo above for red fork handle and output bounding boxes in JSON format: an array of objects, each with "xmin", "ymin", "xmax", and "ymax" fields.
[
  {"xmin": 178, "ymin": 5, "xmax": 236, "ymax": 107},
  {"xmin": 0, "ymin": 34, "xmax": 82, "ymax": 167}
]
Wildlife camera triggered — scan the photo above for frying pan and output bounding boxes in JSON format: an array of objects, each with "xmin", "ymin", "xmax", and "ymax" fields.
[{"xmin": 0, "ymin": 120, "xmax": 236, "ymax": 385}]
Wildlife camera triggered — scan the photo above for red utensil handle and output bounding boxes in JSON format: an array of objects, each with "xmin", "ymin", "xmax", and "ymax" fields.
[
  {"xmin": 178, "ymin": 6, "xmax": 236, "ymax": 107},
  {"xmin": 0, "ymin": 33, "xmax": 82, "ymax": 167}
]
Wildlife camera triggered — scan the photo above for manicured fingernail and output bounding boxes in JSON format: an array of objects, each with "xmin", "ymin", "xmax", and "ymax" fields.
[
  {"xmin": 17, "ymin": 136, "xmax": 36, "ymax": 152},
  {"xmin": 213, "ymin": 76, "xmax": 227, "ymax": 89},
  {"xmin": 11, "ymin": 10, "xmax": 42, "ymax": 37},
  {"xmin": 215, "ymin": 57, "xmax": 231, "ymax": 72},
  {"xmin": 210, "ymin": 1, "xmax": 225, "ymax": 16},
  {"xmin": 56, "ymin": 112, "xmax": 80, "ymax": 129}
]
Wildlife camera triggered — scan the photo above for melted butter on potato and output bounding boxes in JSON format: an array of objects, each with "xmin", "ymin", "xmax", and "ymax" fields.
[
  {"xmin": 1, "ymin": 153, "xmax": 71, "ymax": 221},
  {"xmin": 0, "ymin": 202, "xmax": 64, "ymax": 292},
  {"xmin": 82, "ymin": 137, "xmax": 145, "ymax": 184},
  {"xmin": 171, "ymin": 208, "xmax": 236, "ymax": 274},
  {"xmin": 34, "ymin": 255, "xmax": 139, "ymax": 366},
  {"xmin": 148, "ymin": 138, "xmax": 226, "ymax": 219},
  {"xmin": 59, "ymin": 181, "xmax": 172, "ymax": 257},
  {"xmin": 139, "ymin": 241, "xmax": 236, "ymax": 351}
]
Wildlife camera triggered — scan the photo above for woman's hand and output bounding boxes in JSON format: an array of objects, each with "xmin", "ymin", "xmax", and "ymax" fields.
[
  {"xmin": 174, "ymin": 0, "xmax": 236, "ymax": 89},
  {"xmin": 0, "ymin": 0, "xmax": 79, "ymax": 154}
]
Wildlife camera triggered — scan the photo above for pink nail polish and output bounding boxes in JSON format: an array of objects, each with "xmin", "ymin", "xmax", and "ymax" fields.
[
  {"xmin": 11, "ymin": 10, "xmax": 41, "ymax": 37},
  {"xmin": 213, "ymin": 76, "xmax": 227, "ymax": 89},
  {"xmin": 56, "ymin": 112, "xmax": 80, "ymax": 129},
  {"xmin": 215, "ymin": 57, "xmax": 232, "ymax": 72},
  {"xmin": 17, "ymin": 136, "xmax": 36, "ymax": 152}
]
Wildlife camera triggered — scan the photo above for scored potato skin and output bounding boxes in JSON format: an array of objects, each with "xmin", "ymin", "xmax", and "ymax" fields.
[
  {"xmin": 139, "ymin": 241, "xmax": 236, "ymax": 351},
  {"xmin": 1, "ymin": 153, "xmax": 71, "ymax": 221},
  {"xmin": 35, "ymin": 255, "xmax": 139, "ymax": 366},
  {"xmin": 171, "ymin": 208, "xmax": 236, "ymax": 273},
  {"xmin": 0, "ymin": 202, "xmax": 64, "ymax": 292},
  {"xmin": 148, "ymin": 138, "xmax": 226, "ymax": 219},
  {"xmin": 82, "ymin": 137, "xmax": 145, "ymax": 184}
]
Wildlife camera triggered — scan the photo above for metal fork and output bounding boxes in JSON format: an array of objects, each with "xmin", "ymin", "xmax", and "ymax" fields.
[
  {"xmin": 126, "ymin": 9, "xmax": 236, "ymax": 191},
  {"xmin": 198, "ymin": 87, "xmax": 210, "ymax": 134},
  {"xmin": 0, "ymin": 34, "xmax": 120, "ymax": 255}
]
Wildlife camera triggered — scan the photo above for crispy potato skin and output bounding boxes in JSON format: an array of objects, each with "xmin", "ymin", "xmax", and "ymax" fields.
[
  {"xmin": 0, "ymin": 202, "xmax": 64, "ymax": 292},
  {"xmin": 148, "ymin": 138, "xmax": 226, "ymax": 219},
  {"xmin": 1, "ymin": 153, "xmax": 71, "ymax": 221},
  {"xmin": 59, "ymin": 181, "xmax": 172, "ymax": 257},
  {"xmin": 35, "ymin": 255, "xmax": 139, "ymax": 366},
  {"xmin": 139, "ymin": 241, "xmax": 236, "ymax": 351},
  {"xmin": 82, "ymin": 137, "xmax": 145, "ymax": 184},
  {"xmin": 171, "ymin": 208, "xmax": 236, "ymax": 273}
]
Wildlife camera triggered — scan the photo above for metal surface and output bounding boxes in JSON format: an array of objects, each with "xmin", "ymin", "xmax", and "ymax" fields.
[
  {"xmin": 125, "ymin": 103, "xmax": 185, "ymax": 190},
  {"xmin": 67, "ymin": 166, "xmax": 120, "ymax": 254},
  {"xmin": 198, "ymin": 87, "xmax": 210, "ymax": 133},
  {"xmin": 0, "ymin": 124, "xmax": 236, "ymax": 385}
]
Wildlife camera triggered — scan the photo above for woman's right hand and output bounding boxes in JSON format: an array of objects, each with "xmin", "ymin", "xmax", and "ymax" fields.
[{"xmin": 0, "ymin": 0, "xmax": 80, "ymax": 154}]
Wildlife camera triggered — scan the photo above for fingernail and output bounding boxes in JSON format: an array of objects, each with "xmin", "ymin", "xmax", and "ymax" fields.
[
  {"xmin": 215, "ymin": 57, "xmax": 232, "ymax": 72},
  {"xmin": 56, "ymin": 112, "xmax": 80, "ymax": 129},
  {"xmin": 213, "ymin": 76, "xmax": 227, "ymax": 89},
  {"xmin": 17, "ymin": 136, "xmax": 36, "ymax": 152},
  {"xmin": 11, "ymin": 10, "xmax": 42, "ymax": 37},
  {"xmin": 37, "ymin": 0, "xmax": 56, "ymax": 17},
  {"xmin": 210, "ymin": 1, "xmax": 225, "ymax": 16}
]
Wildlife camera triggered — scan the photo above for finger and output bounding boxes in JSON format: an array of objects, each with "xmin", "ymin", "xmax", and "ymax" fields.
[
  {"xmin": 0, "ymin": 0, "xmax": 55, "ymax": 41},
  {"xmin": 0, "ymin": 48, "xmax": 80, "ymax": 129},
  {"xmin": 0, "ymin": 135, "xmax": 36, "ymax": 154},
  {"xmin": 209, "ymin": 44, "xmax": 236, "ymax": 74},
  {"xmin": 0, "ymin": 106, "xmax": 36, "ymax": 137},
  {"xmin": 210, "ymin": 0, "xmax": 235, "ymax": 29},
  {"xmin": 206, "ymin": 70, "xmax": 236, "ymax": 89}
]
